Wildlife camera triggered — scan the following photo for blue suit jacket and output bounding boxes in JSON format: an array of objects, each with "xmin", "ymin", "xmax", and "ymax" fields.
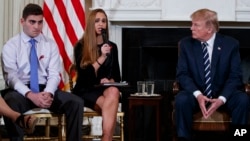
[{"xmin": 176, "ymin": 33, "xmax": 244, "ymax": 100}]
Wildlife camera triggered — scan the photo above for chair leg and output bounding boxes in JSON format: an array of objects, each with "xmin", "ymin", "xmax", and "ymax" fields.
[
  {"xmin": 61, "ymin": 114, "xmax": 66, "ymax": 141},
  {"xmin": 44, "ymin": 115, "xmax": 64, "ymax": 141},
  {"xmin": 45, "ymin": 117, "xmax": 50, "ymax": 137},
  {"xmin": 119, "ymin": 115, "xmax": 124, "ymax": 141},
  {"xmin": 58, "ymin": 115, "xmax": 63, "ymax": 141}
]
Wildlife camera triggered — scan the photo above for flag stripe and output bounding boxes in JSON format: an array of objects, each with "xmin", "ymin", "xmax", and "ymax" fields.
[
  {"xmin": 43, "ymin": 0, "xmax": 85, "ymax": 90},
  {"xmin": 43, "ymin": 3, "xmax": 72, "ymax": 73},
  {"xmin": 54, "ymin": 0, "xmax": 78, "ymax": 46},
  {"xmin": 71, "ymin": 0, "xmax": 86, "ymax": 30},
  {"xmin": 59, "ymin": 73, "xmax": 65, "ymax": 89}
]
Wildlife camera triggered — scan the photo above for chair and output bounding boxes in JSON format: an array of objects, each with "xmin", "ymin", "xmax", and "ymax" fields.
[
  {"xmin": 68, "ymin": 64, "xmax": 124, "ymax": 141},
  {"xmin": 21, "ymin": 108, "xmax": 64, "ymax": 141},
  {"xmin": 0, "ymin": 58, "xmax": 64, "ymax": 141},
  {"xmin": 0, "ymin": 90, "xmax": 63, "ymax": 140},
  {"xmin": 23, "ymin": 110, "xmax": 64, "ymax": 141},
  {"xmin": 0, "ymin": 108, "xmax": 64, "ymax": 141},
  {"xmin": 172, "ymin": 81, "xmax": 250, "ymax": 140}
]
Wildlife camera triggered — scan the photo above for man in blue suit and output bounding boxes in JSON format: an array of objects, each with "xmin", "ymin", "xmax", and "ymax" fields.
[{"xmin": 175, "ymin": 8, "xmax": 249, "ymax": 141}]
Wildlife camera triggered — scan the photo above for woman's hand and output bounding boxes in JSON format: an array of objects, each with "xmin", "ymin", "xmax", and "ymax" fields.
[
  {"xmin": 100, "ymin": 78, "xmax": 114, "ymax": 83},
  {"xmin": 100, "ymin": 78, "xmax": 110, "ymax": 83},
  {"xmin": 101, "ymin": 43, "xmax": 111, "ymax": 56}
]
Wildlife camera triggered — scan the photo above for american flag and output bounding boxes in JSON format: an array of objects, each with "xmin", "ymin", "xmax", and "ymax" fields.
[{"xmin": 42, "ymin": 0, "xmax": 85, "ymax": 90}]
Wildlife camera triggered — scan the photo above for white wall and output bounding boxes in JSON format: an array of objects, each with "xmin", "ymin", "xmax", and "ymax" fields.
[{"xmin": 92, "ymin": 0, "xmax": 250, "ymax": 21}]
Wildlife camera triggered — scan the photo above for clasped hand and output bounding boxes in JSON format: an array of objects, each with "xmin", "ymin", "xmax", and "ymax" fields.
[
  {"xmin": 27, "ymin": 91, "xmax": 53, "ymax": 108},
  {"xmin": 197, "ymin": 95, "xmax": 224, "ymax": 119}
]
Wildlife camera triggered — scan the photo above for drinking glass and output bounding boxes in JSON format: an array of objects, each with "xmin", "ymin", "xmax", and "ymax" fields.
[
  {"xmin": 146, "ymin": 81, "xmax": 155, "ymax": 95},
  {"xmin": 137, "ymin": 81, "xmax": 146, "ymax": 95}
]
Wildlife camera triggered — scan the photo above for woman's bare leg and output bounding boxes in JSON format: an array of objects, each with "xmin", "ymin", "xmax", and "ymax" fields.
[
  {"xmin": 96, "ymin": 87, "xmax": 120, "ymax": 141},
  {"xmin": 0, "ymin": 96, "xmax": 20, "ymax": 122}
]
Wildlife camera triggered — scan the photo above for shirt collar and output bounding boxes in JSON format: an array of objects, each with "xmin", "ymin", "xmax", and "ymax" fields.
[
  {"xmin": 21, "ymin": 31, "xmax": 42, "ymax": 43},
  {"xmin": 205, "ymin": 33, "xmax": 216, "ymax": 48}
]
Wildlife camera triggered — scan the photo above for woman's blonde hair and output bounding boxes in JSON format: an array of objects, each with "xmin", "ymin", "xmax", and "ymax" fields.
[{"xmin": 80, "ymin": 8, "xmax": 109, "ymax": 68}]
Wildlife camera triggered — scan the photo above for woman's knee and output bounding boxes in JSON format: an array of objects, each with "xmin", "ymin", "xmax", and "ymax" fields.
[{"xmin": 105, "ymin": 87, "xmax": 120, "ymax": 98}]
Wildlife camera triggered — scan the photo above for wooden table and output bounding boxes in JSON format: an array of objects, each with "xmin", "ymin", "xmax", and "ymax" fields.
[{"xmin": 128, "ymin": 95, "xmax": 163, "ymax": 141}]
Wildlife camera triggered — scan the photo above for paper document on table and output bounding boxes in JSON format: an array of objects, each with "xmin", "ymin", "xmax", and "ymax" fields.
[{"xmin": 102, "ymin": 82, "xmax": 128, "ymax": 86}]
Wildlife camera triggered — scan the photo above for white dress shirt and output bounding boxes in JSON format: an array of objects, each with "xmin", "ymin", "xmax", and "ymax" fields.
[
  {"xmin": 1, "ymin": 31, "xmax": 62, "ymax": 96},
  {"xmin": 193, "ymin": 33, "xmax": 226, "ymax": 103}
]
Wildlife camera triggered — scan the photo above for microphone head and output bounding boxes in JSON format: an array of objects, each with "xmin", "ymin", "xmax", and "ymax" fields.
[
  {"xmin": 101, "ymin": 28, "xmax": 110, "ymax": 56},
  {"xmin": 101, "ymin": 28, "xmax": 108, "ymax": 44},
  {"xmin": 101, "ymin": 28, "xmax": 107, "ymax": 34}
]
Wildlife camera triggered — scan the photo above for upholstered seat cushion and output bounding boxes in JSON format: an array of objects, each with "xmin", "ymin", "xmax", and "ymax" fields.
[
  {"xmin": 192, "ymin": 111, "xmax": 231, "ymax": 131},
  {"xmin": 84, "ymin": 107, "xmax": 95, "ymax": 112},
  {"xmin": 193, "ymin": 111, "xmax": 231, "ymax": 123}
]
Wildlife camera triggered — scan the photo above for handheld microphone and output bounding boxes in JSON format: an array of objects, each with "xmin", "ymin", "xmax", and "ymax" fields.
[
  {"xmin": 101, "ymin": 28, "xmax": 110, "ymax": 56},
  {"xmin": 101, "ymin": 28, "xmax": 108, "ymax": 44}
]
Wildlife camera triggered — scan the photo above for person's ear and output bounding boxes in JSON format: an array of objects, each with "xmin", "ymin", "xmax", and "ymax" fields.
[{"xmin": 20, "ymin": 18, "xmax": 24, "ymax": 24}]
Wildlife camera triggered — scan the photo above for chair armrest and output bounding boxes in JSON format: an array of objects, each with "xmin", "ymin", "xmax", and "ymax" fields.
[
  {"xmin": 68, "ymin": 64, "xmax": 76, "ymax": 92},
  {"xmin": 245, "ymin": 83, "xmax": 250, "ymax": 96},
  {"xmin": 172, "ymin": 81, "xmax": 179, "ymax": 95},
  {"xmin": 68, "ymin": 64, "xmax": 76, "ymax": 74}
]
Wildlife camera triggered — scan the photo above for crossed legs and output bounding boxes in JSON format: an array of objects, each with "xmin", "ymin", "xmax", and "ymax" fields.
[
  {"xmin": 96, "ymin": 86, "xmax": 120, "ymax": 141},
  {"xmin": 0, "ymin": 95, "xmax": 38, "ymax": 135}
]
